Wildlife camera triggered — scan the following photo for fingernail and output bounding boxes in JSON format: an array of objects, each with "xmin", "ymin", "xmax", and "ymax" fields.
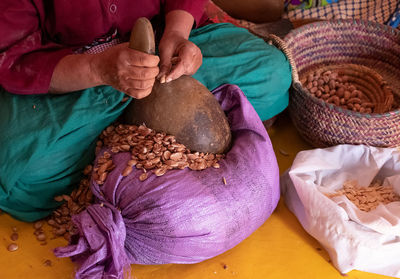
[
  {"xmin": 160, "ymin": 75, "xmax": 166, "ymax": 83},
  {"xmin": 166, "ymin": 77, "xmax": 172, "ymax": 83}
]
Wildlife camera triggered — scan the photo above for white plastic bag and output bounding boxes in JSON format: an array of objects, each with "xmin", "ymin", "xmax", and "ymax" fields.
[{"xmin": 281, "ymin": 144, "xmax": 400, "ymax": 277}]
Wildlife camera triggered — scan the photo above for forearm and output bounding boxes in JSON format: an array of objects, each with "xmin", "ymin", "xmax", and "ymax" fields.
[
  {"xmin": 49, "ymin": 42, "xmax": 160, "ymax": 98},
  {"xmin": 158, "ymin": 10, "xmax": 202, "ymax": 82},
  {"xmin": 164, "ymin": 10, "xmax": 195, "ymax": 39},
  {"xmin": 49, "ymin": 53, "xmax": 101, "ymax": 94}
]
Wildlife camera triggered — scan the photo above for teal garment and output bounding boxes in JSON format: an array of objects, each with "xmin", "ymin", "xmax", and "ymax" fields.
[
  {"xmin": 0, "ymin": 23, "xmax": 291, "ymax": 221},
  {"xmin": 0, "ymin": 87, "xmax": 130, "ymax": 221}
]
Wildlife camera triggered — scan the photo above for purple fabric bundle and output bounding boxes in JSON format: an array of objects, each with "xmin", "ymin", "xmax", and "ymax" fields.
[{"xmin": 54, "ymin": 84, "xmax": 280, "ymax": 278}]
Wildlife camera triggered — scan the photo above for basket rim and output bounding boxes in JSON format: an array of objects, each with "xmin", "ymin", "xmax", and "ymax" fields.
[
  {"xmin": 284, "ymin": 19, "xmax": 400, "ymax": 44},
  {"xmin": 283, "ymin": 19, "xmax": 400, "ymax": 84},
  {"xmin": 292, "ymin": 82, "xmax": 400, "ymax": 118}
]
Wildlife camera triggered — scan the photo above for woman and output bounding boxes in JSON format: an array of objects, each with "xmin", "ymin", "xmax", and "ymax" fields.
[{"xmin": 0, "ymin": 0, "xmax": 291, "ymax": 221}]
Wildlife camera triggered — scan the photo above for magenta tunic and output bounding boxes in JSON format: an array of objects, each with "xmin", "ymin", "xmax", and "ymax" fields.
[{"xmin": 0, "ymin": 0, "xmax": 207, "ymax": 95}]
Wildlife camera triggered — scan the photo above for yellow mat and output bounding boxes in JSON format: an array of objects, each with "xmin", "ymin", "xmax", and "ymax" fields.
[{"xmin": 0, "ymin": 112, "xmax": 396, "ymax": 279}]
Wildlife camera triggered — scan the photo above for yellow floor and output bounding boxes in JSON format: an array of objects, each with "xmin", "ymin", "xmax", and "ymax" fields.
[{"xmin": 0, "ymin": 112, "xmax": 396, "ymax": 279}]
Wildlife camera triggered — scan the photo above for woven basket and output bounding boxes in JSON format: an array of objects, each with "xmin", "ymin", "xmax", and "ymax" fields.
[{"xmin": 284, "ymin": 19, "xmax": 400, "ymax": 147}]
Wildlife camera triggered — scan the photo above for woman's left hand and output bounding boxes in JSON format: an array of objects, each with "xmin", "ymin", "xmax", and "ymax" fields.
[{"xmin": 157, "ymin": 31, "xmax": 202, "ymax": 83}]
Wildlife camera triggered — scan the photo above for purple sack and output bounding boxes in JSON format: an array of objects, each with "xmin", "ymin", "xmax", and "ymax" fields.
[{"xmin": 54, "ymin": 84, "xmax": 280, "ymax": 278}]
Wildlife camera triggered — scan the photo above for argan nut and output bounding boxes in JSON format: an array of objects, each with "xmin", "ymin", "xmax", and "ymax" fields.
[
  {"xmin": 122, "ymin": 166, "xmax": 133, "ymax": 177},
  {"xmin": 321, "ymin": 94, "xmax": 330, "ymax": 100},
  {"xmin": 127, "ymin": 159, "xmax": 137, "ymax": 166},
  {"xmin": 99, "ymin": 172, "xmax": 108, "ymax": 182},
  {"xmin": 329, "ymin": 80, "xmax": 336, "ymax": 90},
  {"xmin": 83, "ymin": 165, "xmax": 93, "ymax": 175},
  {"xmin": 54, "ymin": 196, "xmax": 64, "ymax": 202},
  {"xmin": 348, "ymin": 98, "xmax": 361, "ymax": 104},
  {"xmin": 154, "ymin": 167, "xmax": 167, "ymax": 177},
  {"xmin": 55, "ymin": 227, "xmax": 66, "ymax": 236},
  {"xmin": 332, "ymin": 96, "xmax": 340, "ymax": 106},
  {"xmin": 212, "ymin": 163, "xmax": 220, "ymax": 169},
  {"xmin": 139, "ymin": 172, "xmax": 149, "ymax": 181},
  {"xmin": 103, "ymin": 152, "xmax": 111, "ymax": 159},
  {"xmin": 36, "ymin": 233, "xmax": 46, "ymax": 242},
  {"xmin": 169, "ymin": 152, "xmax": 183, "ymax": 161},
  {"xmin": 10, "ymin": 233, "xmax": 18, "ymax": 241},
  {"xmin": 7, "ymin": 243, "xmax": 18, "ymax": 252},
  {"xmin": 350, "ymin": 91, "xmax": 359, "ymax": 98},
  {"xmin": 337, "ymin": 87, "xmax": 344, "ymax": 98},
  {"xmin": 33, "ymin": 221, "xmax": 43, "ymax": 230}
]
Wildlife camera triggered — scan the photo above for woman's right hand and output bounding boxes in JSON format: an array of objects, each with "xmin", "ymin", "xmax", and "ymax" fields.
[{"xmin": 90, "ymin": 42, "xmax": 160, "ymax": 99}]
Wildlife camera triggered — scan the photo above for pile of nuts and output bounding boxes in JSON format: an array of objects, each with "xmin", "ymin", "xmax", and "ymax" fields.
[
  {"xmin": 33, "ymin": 221, "xmax": 47, "ymax": 244},
  {"xmin": 302, "ymin": 69, "xmax": 394, "ymax": 113},
  {"xmin": 7, "ymin": 227, "xmax": 19, "ymax": 252},
  {"xmin": 6, "ymin": 222, "xmax": 53, "ymax": 252},
  {"xmin": 47, "ymin": 173, "xmax": 93, "ymax": 241},
  {"xmin": 46, "ymin": 123, "xmax": 224, "ymax": 241},
  {"xmin": 326, "ymin": 180, "xmax": 400, "ymax": 212},
  {"xmin": 92, "ymin": 124, "xmax": 223, "ymax": 184}
]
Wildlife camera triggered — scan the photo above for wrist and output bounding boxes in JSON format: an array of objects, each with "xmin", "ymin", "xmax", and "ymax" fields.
[{"xmin": 88, "ymin": 53, "xmax": 104, "ymax": 86}]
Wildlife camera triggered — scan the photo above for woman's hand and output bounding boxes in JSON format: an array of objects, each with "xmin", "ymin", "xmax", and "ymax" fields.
[
  {"xmin": 50, "ymin": 10, "xmax": 198, "ymax": 96},
  {"xmin": 89, "ymin": 42, "xmax": 159, "ymax": 99},
  {"xmin": 156, "ymin": 10, "xmax": 202, "ymax": 83},
  {"xmin": 157, "ymin": 32, "xmax": 202, "ymax": 83}
]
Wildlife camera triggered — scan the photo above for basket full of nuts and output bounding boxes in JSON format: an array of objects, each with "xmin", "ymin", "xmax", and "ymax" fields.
[{"xmin": 284, "ymin": 19, "xmax": 400, "ymax": 147}]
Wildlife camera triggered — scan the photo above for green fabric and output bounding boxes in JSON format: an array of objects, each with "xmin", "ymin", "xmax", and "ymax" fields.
[
  {"xmin": 0, "ymin": 87, "xmax": 129, "ymax": 221},
  {"xmin": 0, "ymin": 23, "xmax": 291, "ymax": 221},
  {"xmin": 191, "ymin": 23, "xmax": 291, "ymax": 121}
]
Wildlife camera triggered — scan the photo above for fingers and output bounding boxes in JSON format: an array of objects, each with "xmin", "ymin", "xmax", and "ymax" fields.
[
  {"xmin": 125, "ymin": 87, "xmax": 152, "ymax": 99},
  {"xmin": 94, "ymin": 43, "xmax": 161, "ymax": 99},
  {"xmin": 157, "ymin": 43, "xmax": 175, "ymax": 80},
  {"xmin": 120, "ymin": 77, "xmax": 155, "ymax": 99},
  {"xmin": 165, "ymin": 59, "xmax": 186, "ymax": 83},
  {"xmin": 122, "ymin": 49, "xmax": 159, "ymax": 99},
  {"xmin": 125, "ymin": 77, "xmax": 155, "ymax": 90},
  {"xmin": 126, "ymin": 48, "xmax": 160, "ymax": 67},
  {"xmin": 165, "ymin": 43, "xmax": 202, "ymax": 82},
  {"xmin": 124, "ymin": 66, "xmax": 159, "ymax": 80}
]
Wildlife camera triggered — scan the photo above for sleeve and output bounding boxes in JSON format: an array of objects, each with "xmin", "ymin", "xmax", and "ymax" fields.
[
  {"xmin": 0, "ymin": 0, "xmax": 73, "ymax": 95},
  {"xmin": 164, "ymin": 0, "xmax": 208, "ymax": 26}
]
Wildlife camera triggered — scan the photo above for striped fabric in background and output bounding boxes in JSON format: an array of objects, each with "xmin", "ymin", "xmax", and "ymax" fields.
[{"xmin": 284, "ymin": 0, "xmax": 400, "ymax": 29}]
